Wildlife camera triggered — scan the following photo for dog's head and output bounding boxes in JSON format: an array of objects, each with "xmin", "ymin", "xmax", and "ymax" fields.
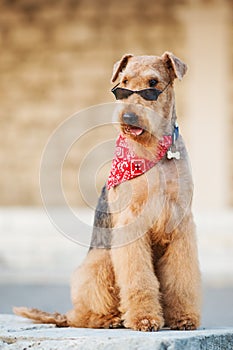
[{"xmin": 111, "ymin": 52, "xmax": 187, "ymax": 149}]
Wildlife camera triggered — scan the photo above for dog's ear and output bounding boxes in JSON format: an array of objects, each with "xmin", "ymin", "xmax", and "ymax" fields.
[
  {"xmin": 162, "ymin": 52, "xmax": 187, "ymax": 81},
  {"xmin": 111, "ymin": 54, "xmax": 133, "ymax": 82}
]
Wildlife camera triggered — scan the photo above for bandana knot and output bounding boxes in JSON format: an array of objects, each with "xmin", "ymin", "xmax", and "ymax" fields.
[{"xmin": 107, "ymin": 134, "xmax": 172, "ymax": 190}]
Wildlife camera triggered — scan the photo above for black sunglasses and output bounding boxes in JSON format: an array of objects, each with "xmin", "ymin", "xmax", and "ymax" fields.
[{"xmin": 111, "ymin": 81, "xmax": 170, "ymax": 101}]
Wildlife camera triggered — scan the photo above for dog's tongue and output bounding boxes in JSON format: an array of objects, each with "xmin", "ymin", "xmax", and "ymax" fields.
[{"xmin": 126, "ymin": 126, "xmax": 144, "ymax": 136}]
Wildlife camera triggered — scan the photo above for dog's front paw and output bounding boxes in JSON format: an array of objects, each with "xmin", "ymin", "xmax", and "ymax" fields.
[
  {"xmin": 168, "ymin": 314, "xmax": 200, "ymax": 330},
  {"xmin": 108, "ymin": 317, "xmax": 124, "ymax": 329},
  {"xmin": 124, "ymin": 314, "xmax": 164, "ymax": 332}
]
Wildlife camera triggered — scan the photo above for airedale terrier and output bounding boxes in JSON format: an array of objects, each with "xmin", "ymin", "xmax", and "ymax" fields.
[{"xmin": 14, "ymin": 52, "xmax": 201, "ymax": 331}]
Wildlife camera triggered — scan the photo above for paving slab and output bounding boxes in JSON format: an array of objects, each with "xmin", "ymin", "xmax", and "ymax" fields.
[{"xmin": 0, "ymin": 315, "xmax": 233, "ymax": 350}]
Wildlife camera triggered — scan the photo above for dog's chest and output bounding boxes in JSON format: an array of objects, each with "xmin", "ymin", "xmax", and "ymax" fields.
[
  {"xmin": 108, "ymin": 157, "xmax": 193, "ymax": 238},
  {"xmin": 108, "ymin": 165, "xmax": 170, "ymax": 216}
]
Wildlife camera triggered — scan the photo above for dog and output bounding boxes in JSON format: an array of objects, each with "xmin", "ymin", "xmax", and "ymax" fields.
[{"xmin": 14, "ymin": 52, "xmax": 201, "ymax": 332}]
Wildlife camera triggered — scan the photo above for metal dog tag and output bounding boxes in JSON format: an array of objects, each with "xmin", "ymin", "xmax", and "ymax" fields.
[{"xmin": 167, "ymin": 150, "xmax": 180, "ymax": 160}]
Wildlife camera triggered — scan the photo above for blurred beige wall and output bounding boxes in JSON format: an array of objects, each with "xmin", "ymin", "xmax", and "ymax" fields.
[{"xmin": 0, "ymin": 0, "xmax": 232, "ymax": 209}]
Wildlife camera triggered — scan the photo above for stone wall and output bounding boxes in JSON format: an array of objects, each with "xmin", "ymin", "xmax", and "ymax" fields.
[{"xmin": 0, "ymin": 0, "xmax": 232, "ymax": 206}]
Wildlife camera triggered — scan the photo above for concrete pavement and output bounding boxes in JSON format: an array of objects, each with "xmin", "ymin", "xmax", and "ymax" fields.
[{"xmin": 1, "ymin": 314, "xmax": 233, "ymax": 350}]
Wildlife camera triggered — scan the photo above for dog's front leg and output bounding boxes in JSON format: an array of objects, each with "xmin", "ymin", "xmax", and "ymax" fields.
[
  {"xmin": 111, "ymin": 234, "xmax": 164, "ymax": 331},
  {"xmin": 157, "ymin": 218, "xmax": 201, "ymax": 330}
]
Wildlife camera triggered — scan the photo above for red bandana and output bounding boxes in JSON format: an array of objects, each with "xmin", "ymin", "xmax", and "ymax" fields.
[{"xmin": 107, "ymin": 134, "xmax": 172, "ymax": 190}]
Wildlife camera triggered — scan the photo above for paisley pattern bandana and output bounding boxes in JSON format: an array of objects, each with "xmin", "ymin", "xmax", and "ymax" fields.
[{"xmin": 107, "ymin": 134, "xmax": 172, "ymax": 190}]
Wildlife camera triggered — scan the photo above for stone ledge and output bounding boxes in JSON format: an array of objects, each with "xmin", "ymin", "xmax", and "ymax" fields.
[{"xmin": 1, "ymin": 315, "xmax": 233, "ymax": 350}]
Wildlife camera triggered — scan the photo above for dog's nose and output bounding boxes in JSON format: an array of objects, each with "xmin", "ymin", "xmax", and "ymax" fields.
[{"xmin": 122, "ymin": 113, "xmax": 139, "ymax": 126}]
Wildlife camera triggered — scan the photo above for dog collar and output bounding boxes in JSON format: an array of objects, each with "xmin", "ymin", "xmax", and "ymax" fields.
[
  {"xmin": 107, "ymin": 134, "xmax": 173, "ymax": 190},
  {"xmin": 167, "ymin": 123, "xmax": 180, "ymax": 160}
]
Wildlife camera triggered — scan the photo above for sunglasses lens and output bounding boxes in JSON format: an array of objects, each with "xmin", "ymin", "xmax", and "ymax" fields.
[
  {"xmin": 111, "ymin": 89, "xmax": 119, "ymax": 99},
  {"xmin": 139, "ymin": 89, "xmax": 161, "ymax": 101},
  {"xmin": 112, "ymin": 88, "xmax": 132, "ymax": 100}
]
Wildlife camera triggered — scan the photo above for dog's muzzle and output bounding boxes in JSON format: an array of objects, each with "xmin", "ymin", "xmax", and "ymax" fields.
[{"xmin": 122, "ymin": 112, "xmax": 144, "ymax": 136}]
